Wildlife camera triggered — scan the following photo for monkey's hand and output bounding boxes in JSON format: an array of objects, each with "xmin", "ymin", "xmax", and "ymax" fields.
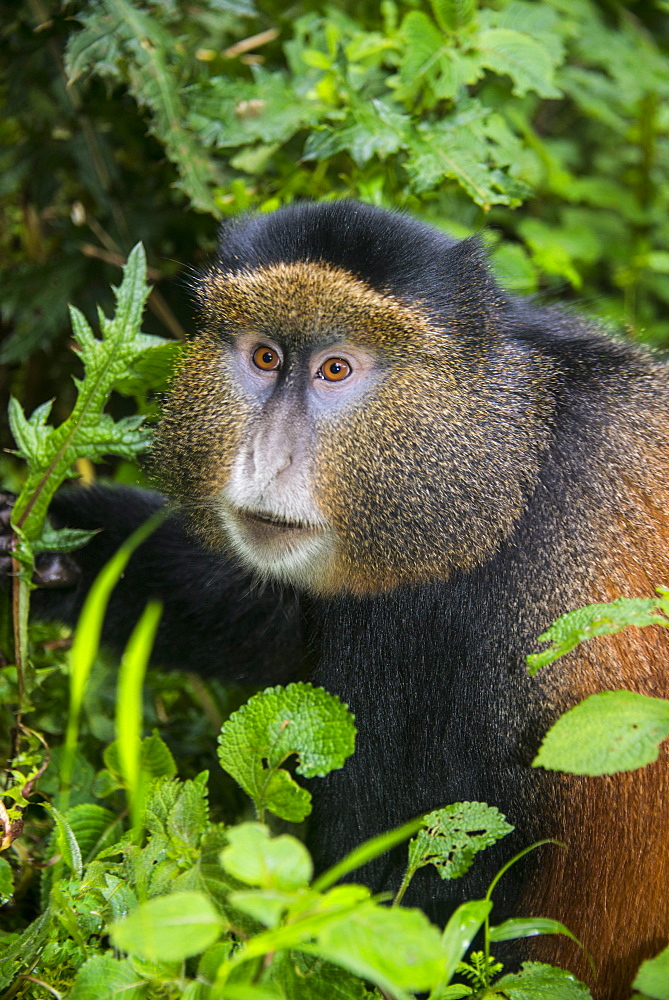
[{"xmin": 0, "ymin": 490, "xmax": 81, "ymax": 590}]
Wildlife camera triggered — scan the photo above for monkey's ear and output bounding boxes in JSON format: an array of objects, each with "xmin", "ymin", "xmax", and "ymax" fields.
[{"xmin": 437, "ymin": 235, "xmax": 506, "ymax": 345}]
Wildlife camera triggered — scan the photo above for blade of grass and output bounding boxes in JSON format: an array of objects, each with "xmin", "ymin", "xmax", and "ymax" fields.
[
  {"xmin": 59, "ymin": 506, "xmax": 168, "ymax": 812},
  {"xmin": 116, "ymin": 598, "xmax": 163, "ymax": 828}
]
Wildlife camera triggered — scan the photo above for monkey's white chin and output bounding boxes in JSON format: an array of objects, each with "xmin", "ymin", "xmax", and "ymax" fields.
[{"xmin": 219, "ymin": 503, "xmax": 335, "ymax": 590}]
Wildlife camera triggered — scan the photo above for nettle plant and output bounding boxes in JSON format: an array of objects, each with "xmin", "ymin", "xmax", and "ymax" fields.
[{"xmin": 0, "ymin": 251, "xmax": 666, "ymax": 1000}]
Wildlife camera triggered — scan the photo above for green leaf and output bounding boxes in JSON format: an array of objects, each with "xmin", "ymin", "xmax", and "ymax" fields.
[
  {"xmin": 475, "ymin": 28, "xmax": 562, "ymax": 98},
  {"xmin": 264, "ymin": 951, "xmax": 370, "ymax": 1000},
  {"xmin": 301, "ymin": 903, "xmax": 446, "ymax": 998},
  {"xmin": 430, "ymin": 0, "xmax": 476, "ymax": 33},
  {"xmin": 31, "ymin": 521, "xmax": 99, "ymax": 555},
  {"xmin": 60, "ymin": 507, "xmax": 168, "ymax": 812},
  {"xmin": 62, "ymin": 804, "xmax": 121, "ymax": 865},
  {"xmin": 407, "ymin": 803, "xmax": 513, "ymax": 881},
  {"xmin": 441, "ymin": 900, "xmax": 492, "ymax": 983},
  {"xmin": 110, "ymin": 891, "xmax": 226, "ymax": 962},
  {"xmin": 489, "ymin": 916, "xmax": 582, "ymax": 945},
  {"xmin": 533, "ymin": 691, "xmax": 669, "ymax": 775},
  {"xmin": 10, "ymin": 243, "xmax": 159, "ymax": 544},
  {"xmin": 44, "ymin": 803, "xmax": 83, "ymax": 878},
  {"xmin": 220, "ymin": 823, "xmax": 313, "ymax": 891},
  {"xmin": 492, "ymin": 961, "xmax": 593, "ymax": 998},
  {"xmin": 116, "ymin": 600, "xmax": 164, "ymax": 823},
  {"xmin": 0, "ymin": 857, "xmax": 13, "ymax": 905},
  {"xmin": 66, "ymin": 1, "xmax": 221, "ymax": 214},
  {"xmin": 312, "ymin": 814, "xmax": 425, "ymax": 892},
  {"xmin": 68, "ymin": 954, "xmax": 148, "ymax": 1000},
  {"xmin": 228, "ymin": 888, "xmax": 299, "ymax": 929},
  {"xmin": 633, "ymin": 944, "xmax": 669, "ymax": 1000},
  {"xmin": 527, "ymin": 596, "xmax": 669, "ymax": 674},
  {"xmin": 217, "ymin": 683, "xmax": 356, "ymax": 821}
]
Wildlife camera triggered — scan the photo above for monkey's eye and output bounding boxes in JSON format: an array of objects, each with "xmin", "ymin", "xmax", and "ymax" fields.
[
  {"xmin": 252, "ymin": 346, "xmax": 281, "ymax": 372},
  {"xmin": 318, "ymin": 358, "xmax": 351, "ymax": 382}
]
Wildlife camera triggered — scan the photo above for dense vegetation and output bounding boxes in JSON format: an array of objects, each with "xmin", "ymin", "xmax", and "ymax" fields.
[{"xmin": 2, "ymin": 1, "xmax": 669, "ymax": 997}]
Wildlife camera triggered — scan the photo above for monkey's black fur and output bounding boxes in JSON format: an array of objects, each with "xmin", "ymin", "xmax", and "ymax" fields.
[{"xmin": 9, "ymin": 202, "xmax": 669, "ymax": 995}]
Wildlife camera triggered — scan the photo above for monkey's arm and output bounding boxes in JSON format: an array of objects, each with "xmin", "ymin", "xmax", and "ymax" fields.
[{"xmin": 2, "ymin": 486, "xmax": 304, "ymax": 684}]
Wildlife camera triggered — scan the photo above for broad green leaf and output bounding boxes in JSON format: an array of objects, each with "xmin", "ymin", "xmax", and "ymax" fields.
[
  {"xmin": 68, "ymin": 954, "xmax": 148, "ymax": 1000},
  {"xmin": 228, "ymin": 888, "xmax": 300, "ymax": 928},
  {"xmin": 492, "ymin": 961, "xmax": 593, "ymax": 998},
  {"xmin": 527, "ymin": 596, "xmax": 669, "ymax": 674},
  {"xmin": 441, "ymin": 899, "xmax": 492, "ymax": 983},
  {"xmin": 301, "ymin": 903, "xmax": 447, "ymax": 998},
  {"xmin": 221, "ymin": 823, "xmax": 313, "ymax": 891},
  {"xmin": 110, "ymin": 891, "xmax": 226, "ymax": 961},
  {"xmin": 533, "ymin": 691, "xmax": 669, "ymax": 775},
  {"xmin": 633, "ymin": 944, "xmax": 669, "ymax": 1000},
  {"xmin": 0, "ymin": 857, "xmax": 13, "ymax": 905},
  {"xmin": 217, "ymin": 683, "xmax": 356, "ymax": 821}
]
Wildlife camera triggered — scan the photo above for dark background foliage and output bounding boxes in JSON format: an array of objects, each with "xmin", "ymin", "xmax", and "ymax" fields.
[{"xmin": 1, "ymin": 0, "xmax": 669, "ymax": 456}]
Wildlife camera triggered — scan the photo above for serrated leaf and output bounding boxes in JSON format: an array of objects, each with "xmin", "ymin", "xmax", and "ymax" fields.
[
  {"xmin": 66, "ymin": 0, "xmax": 221, "ymax": 213},
  {"xmin": 407, "ymin": 135, "xmax": 513, "ymax": 209},
  {"xmin": 633, "ymin": 944, "xmax": 669, "ymax": 1000},
  {"xmin": 32, "ymin": 522, "xmax": 99, "ymax": 555},
  {"xmin": 221, "ymin": 822, "xmax": 313, "ymax": 891},
  {"xmin": 62, "ymin": 804, "xmax": 121, "ymax": 865},
  {"xmin": 0, "ymin": 911, "xmax": 50, "ymax": 983},
  {"xmin": 169, "ymin": 772, "xmax": 210, "ymax": 848},
  {"xmin": 44, "ymin": 803, "xmax": 83, "ymax": 878},
  {"xmin": 476, "ymin": 28, "xmax": 562, "ymax": 98},
  {"xmin": 492, "ymin": 961, "xmax": 593, "ymax": 998},
  {"xmin": 105, "ymin": 732, "xmax": 177, "ymax": 784},
  {"xmin": 406, "ymin": 803, "xmax": 513, "ymax": 881},
  {"xmin": 110, "ymin": 891, "xmax": 226, "ymax": 961},
  {"xmin": 397, "ymin": 11, "xmax": 444, "ymax": 95},
  {"xmin": 217, "ymin": 683, "xmax": 355, "ymax": 822},
  {"xmin": 10, "ymin": 244, "xmax": 162, "ymax": 543},
  {"xmin": 430, "ymin": 0, "xmax": 476, "ymax": 33},
  {"xmin": 534, "ymin": 691, "xmax": 669, "ymax": 775},
  {"xmin": 68, "ymin": 954, "xmax": 148, "ymax": 1000}
]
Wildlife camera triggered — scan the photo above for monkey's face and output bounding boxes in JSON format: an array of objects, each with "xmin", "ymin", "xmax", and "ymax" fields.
[{"xmin": 155, "ymin": 262, "xmax": 544, "ymax": 595}]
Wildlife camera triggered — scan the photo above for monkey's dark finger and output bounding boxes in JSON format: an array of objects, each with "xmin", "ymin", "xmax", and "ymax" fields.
[
  {"xmin": 0, "ymin": 555, "xmax": 13, "ymax": 581},
  {"xmin": 0, "ymin": 497, "xmax": 15, "ymax": 530},
  {"xmin": 0, "ymin": 534, "xmax": 13, "ymax": 553},
  {"xmin": 33, "ymin": 552, "xmax": 81, "ymax": 589}
]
